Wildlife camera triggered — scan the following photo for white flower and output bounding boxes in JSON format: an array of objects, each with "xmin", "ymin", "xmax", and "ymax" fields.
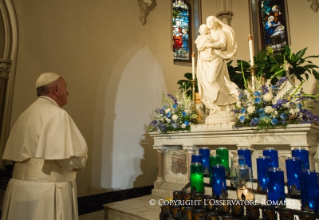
[
  {"xmin": 181, "ymin": 124, "xmax": 186, "ymax": 128},
  {"xmin": 236, "ymin": 101, "xmax": 242, "ymax": 108},
  {"xmin": 266, "ymin": 79, "xmax": 271, "ymax": 86},
  {"xmin": 284, "ymin": 102, "xmax": 291, "ymax": 108},
  {"xmin": 184, "ymin": 110, "xmax": 190, "ymax": 114},
  {"xmin": 264, "ymin": 106, "xmax": 274, "ymax": 114},
  {"xmin": 165, "ymin": 108, "xmax": 171, "ymax": 114},
  {"xmin": 247, "ymin": 105, "xmax": 255, "ymax": 114},
  {"xmin": 166, "ymin": 118, "xmax": 171, "ymax": 123},
  {"xmin": 263, "ymin": 92, "xmax": 273, "ymax": 102},
  {"xmin": 274, "ymin": 111, "xmax": 278, "ymax": 115},
  {"xmin": 172, "ymin": 115, "xmax": 179, "ymax": 121},
  {"xmin": 295, "ymin": 108, "xmax": 300, "ymax": 113},
  {"xmin": 289, "ymin": 109, "xmax": 297, "ymax": 114}
]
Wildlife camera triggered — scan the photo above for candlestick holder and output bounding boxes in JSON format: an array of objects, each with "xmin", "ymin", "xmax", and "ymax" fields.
[
  {"xmin": 191, "ymin": 79, "xmax": 196, "ymax": 113},
  {"xmin": 248, "ymin": 66, "xmax": 258, "ymax": 91}
]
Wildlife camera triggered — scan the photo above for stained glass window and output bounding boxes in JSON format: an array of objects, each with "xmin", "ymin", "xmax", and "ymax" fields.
[
  {"xmin": 173, "ymin": 0, "xmax": 191, "ymax": 61},
  {"xmin": 259, "ymin": 0, "xmax": 289, "ymax": 52}
]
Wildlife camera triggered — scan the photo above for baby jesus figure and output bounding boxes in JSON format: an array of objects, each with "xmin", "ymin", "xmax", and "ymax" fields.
[{"xmin": 195, "ymin": 24, "xmax": 214, "ymax": 61}]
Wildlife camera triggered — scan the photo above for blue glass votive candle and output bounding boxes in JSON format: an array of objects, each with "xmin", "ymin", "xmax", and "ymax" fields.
[
  {"xmin": 256, "ymin": 156, "xmax": 272, "ymax": 191},
  {"xmin": 238, "ymin": 147, "xmax": 252, "ymax": 172},
  {"xmin": 285, "ymin": 157, "xmax": 303, "ymax": 193},
  {"xmin": 199, "ymin": 147, "xmax": 210, "ymax": 174},
  {"xmin": 300, "ymin": 170, "xmax": 319, "ymax": 213},
  {"xmin": 266, "ymin": 168, "xmax": 285, "ymax": 205},
  {"xmin": 292, "ymin": 147, "xmax": 310, "ymax": 169},
  {"xmin": 209, "ymin": 155, "xmax": 221, "ymax": 184},
  {"xmin": 190, "ymin": 162, "xmax": 204, "ymax": 193},
  {"xmin": 191, "ymin": 154, "xmax": 203, "ymax": 164},
  {"xmin": 263, "ymin": 148, "xmax": 279, "ymax": 168},
  {"xmin": 211, "ymin": 164, "xmax": 227, "ymax": 198}
]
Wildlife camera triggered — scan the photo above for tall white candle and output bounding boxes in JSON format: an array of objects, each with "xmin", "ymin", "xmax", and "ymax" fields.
[
  {"xmin": 192, "ymin": 52, "xmax": 195, "ymax": 79},
  {"xmin": 248, "ymin": 34, "xmax": 254, "ymax": 66}
]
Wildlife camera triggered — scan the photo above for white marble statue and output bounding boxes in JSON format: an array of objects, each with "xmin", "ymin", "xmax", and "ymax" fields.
[{"xmin": 195, "ymin": 16, "xmax": 239, "ymax": 124}]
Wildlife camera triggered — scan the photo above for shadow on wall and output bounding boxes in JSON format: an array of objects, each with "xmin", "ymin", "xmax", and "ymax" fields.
[
  {"xmin": 90, "ymin": 41, "xmax": 165, "ymax": 193},
  {"xmin": 131, "ymin": 130, "xmax": 157, "ymax": 188}
]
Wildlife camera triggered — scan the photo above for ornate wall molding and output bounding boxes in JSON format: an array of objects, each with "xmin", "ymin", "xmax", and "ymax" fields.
[
  {"xmin": 0, "ymin": 59, "xmax": 11, "ymax": 79},
  {"xmin": 0, "ymin": 0, "xmax": 19, "ymax": 170},
  {"xmin": 216, "ymin": 0, "xmax": 233, "ymax": 25},
  {"xmin": 137, "ymin": 0, "xmax": 157, "ymax": 25},
  {"xmin": 308, "ymin": 0, "xmax": 319, "ymax": 12},
  {"xmin": 216, "ymin": 11, "xmax": 233, "ymax": 25}
]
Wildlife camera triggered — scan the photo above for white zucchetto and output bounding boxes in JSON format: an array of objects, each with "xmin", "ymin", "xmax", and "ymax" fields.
[{"xmin": 36, "ymin": 72, "xmax": 60, "ymax": 88}]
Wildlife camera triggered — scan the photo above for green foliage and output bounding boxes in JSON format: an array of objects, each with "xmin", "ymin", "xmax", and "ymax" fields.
[
  {"xmin": 177, "ymin": 72, "xmax": 198, "ymax": 99},
  {"xmin": 228, "ymin": 46, "xmax": 319, "ymax": 88},
  {"xmin": 228, "ymin": 60, "xmax": 250, "ymax": 90}
]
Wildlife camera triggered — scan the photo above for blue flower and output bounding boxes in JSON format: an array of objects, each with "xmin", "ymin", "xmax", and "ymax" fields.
[
  {"xmin": 252, "ymin": 118, "xmax": 260, "ymax": 124},
  {"xmin": 258, "ymin": 109, "xmax": 265, "ymax": 115},
  {"xmin": 280, "ymin": 113, "xmax": 286, "ymax": 120},
  {"xmin": 182, "ymin": 112, "xmax": 187, "ymax": 116},
  {"xmin": 241, "ymin": 108, "xmax": 246, "ymax": 114},
  {"xmin": 296, "ymin": 103, "xmax": 302, "ymax": 109},
  {"xmin": 272, "ymin": 99, "xmax": 288, "ymax": 109},
  {"xmin": 166, "ymin": 112, "xmax": 171, "ymax": 117},
  {"xmin": 163, "ymin": 106, "xmax": 167, "ymax": 109},
  {"xmin": 184, "ymin": 121, "xmax": 189, "ymax": 126},
  {"xmin": 271, "ymin": 118, "xmax": 278, "ymax": 125},
  {"xmin": 239, "ymin": 116, "xmax": 246, "ymax": 123},
  {"xmin": 253, "ymin": 91, "xmax": 261, "ymax": 97},
  {"xmin": 255, "ymin": 98, "xmax": 261, "ymax": 104},
  {"xmin": 250, "ymin": 118, "xmax": 260, "ymax": 126},
  {"xmin": 271, "ymin": 85, "xmax": 276, "ymax": 90},
  {"xmin": 173, "ymin": 104, "xmax": 177, "ymax": 109}
]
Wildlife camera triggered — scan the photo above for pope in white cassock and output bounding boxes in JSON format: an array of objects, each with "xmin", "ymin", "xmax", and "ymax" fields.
[{"xmin": 1, "ymin": 72, "xmax": 88, "ymax": 220}]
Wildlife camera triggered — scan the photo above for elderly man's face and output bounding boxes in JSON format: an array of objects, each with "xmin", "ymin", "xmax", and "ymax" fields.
[{"xmin": 56, "ymin": 77, "xmax": 69, "ymax": 107}]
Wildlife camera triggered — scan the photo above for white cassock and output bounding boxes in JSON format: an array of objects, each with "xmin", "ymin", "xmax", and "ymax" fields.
[{"xmin": 1, "ymin": 96, "xmax": 88, "ymax": 220}]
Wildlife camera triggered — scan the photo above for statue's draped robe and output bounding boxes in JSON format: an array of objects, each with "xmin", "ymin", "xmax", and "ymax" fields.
[
  {"xmin": 1, "ymin": 96, "xmax": 88, "ymax": 220},
  {"xmin": 196, "ymin": 26, "xmax": 238, "ymax": 111}
]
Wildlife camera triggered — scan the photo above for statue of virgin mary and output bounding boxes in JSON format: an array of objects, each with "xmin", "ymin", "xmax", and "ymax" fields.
[{"xmin": 195, "ymin": 16, "xmax": 239, "ymax": 124}]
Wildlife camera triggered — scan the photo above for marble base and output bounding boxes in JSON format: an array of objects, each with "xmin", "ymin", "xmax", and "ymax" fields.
[
  {"xmin": 103, "ymin": 195, "xmax": 162, "ymax": 220},
  {"xmin": 205, "ymin": 112, "xmax": 237, "ymax": 124}
]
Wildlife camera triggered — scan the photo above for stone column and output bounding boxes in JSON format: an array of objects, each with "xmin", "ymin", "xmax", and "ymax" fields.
[
  {"xmin": 0, "ymin": 59, "xmax": 12, "ymax": 135},
  {"xmin": 153, "ymin": 145, "xmax": 164, "ymax": 183},
  {"xmin": 183, "ymin": 145, "xmax": 198, "ymax": 181}
]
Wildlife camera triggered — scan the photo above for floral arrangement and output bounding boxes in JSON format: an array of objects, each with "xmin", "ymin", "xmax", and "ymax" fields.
[
  {"xmin": 233, "ymin": 66, "xmax": 319, "ymax": 130},
  {"xmin": 148, "ymin": 93, "xmax": 197, "ymax": 133}
]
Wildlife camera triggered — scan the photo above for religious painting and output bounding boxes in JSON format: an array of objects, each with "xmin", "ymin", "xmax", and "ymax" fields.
[
  {"xmin": 259, "ymin": 0, "xmax": 289, "ymax": 52},
  {"xmin": 173, "ymin": 0, "xmax": 191, "ymax": 61}
]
